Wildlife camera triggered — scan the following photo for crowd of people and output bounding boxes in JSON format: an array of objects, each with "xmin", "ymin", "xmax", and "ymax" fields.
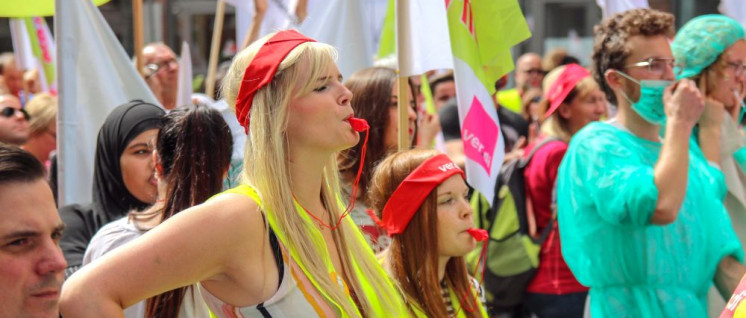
[{"xmin": 4, "ymin": 6, "xmax": 746, "ymax": 318}]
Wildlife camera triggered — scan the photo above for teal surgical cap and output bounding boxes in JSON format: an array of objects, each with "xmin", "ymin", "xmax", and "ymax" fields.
[{"xmin": 672, "ymin": 14, "xmax": 745, "ymax": 80}]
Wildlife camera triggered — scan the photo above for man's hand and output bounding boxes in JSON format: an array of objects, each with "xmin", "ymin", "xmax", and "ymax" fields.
[
  {"xmin": 699, "ymin": 97, "xmax": 726, "ymax": 129},
  {"xmin": 503, "ymin": 137, "xmax": 526, "ymax": 163},
  {"xmin": 664, "ymin": 79, "xmax": 704, "ymax": 129}
]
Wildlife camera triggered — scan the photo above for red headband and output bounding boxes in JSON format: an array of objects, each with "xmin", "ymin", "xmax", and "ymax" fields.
[
  {"xmin": 544, "ymin": 64, "xmax": 590, "ymax": 118},
  {"xmin": 369, "ymin": 154, "xmax": 465, "ymax": 235},
  {"xmin": 235, "ymin": 30, "xmax": 316, "ymax": 133}
]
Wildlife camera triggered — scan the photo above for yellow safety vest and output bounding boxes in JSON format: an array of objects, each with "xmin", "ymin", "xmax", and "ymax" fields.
[
  {"xmin": 407, "ymin": 284, "xmax": 489, "ymax": 318},
  {"xmin": 222, "ymin": 185, "xmax": 411, "ymax": 317},
  {"xmin": 496, "ymin": 88, "xmax": 522, "ymax": 114}
]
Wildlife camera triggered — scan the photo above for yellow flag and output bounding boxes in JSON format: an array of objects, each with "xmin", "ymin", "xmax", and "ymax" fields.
[{"xmin": 0, "ymin": 0, "xmax": 110, "ymax": 17}]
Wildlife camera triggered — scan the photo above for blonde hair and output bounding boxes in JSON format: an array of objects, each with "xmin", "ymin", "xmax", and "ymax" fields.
[
  {"xmin": 539, "ymin": 65, "xmax": 599, "ymax": 142},
  {"xmin": 221, "ymin": 32, "xmax": 400, "ymax": 316},
  {"xmin": 25, "ymin": 93, "xmax": 57, "ymax": 135}
]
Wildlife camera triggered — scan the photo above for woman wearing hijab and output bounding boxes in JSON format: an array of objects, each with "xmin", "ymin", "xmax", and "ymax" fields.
[
  {"xmin": 58, "ymin": 100, "xmax": 165, "ymax": 277},
  {"xmin": 367, "ymin": 149, "xmax": 488, "ymax": 318},
  {"xmin": 80, "ymin": 105, "xmax": 232, "ymax": 318},
  {"xmin": 60, "ymin": 30, "xmax": 410, "ymax": 317}
]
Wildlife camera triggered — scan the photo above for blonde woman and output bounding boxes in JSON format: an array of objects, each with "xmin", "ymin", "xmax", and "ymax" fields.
[
  {"xmin": 523, "ymin": 64, "xmax": 605, "ymax": 317},
  {"xmin": 21, "ymin": 92, "xmax": 57, "ymax": 165},
  {"xmin": 60, "ymin": 30, "xmax": 409, "ymax": 317}
]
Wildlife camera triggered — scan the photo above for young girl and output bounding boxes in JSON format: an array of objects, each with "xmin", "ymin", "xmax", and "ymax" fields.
[
  {"xmin": 367, "ymin": 149, "xmax": 489, "ymax": 318},
  {"xmin": 60, "ymin": 30, "xmax": 409, "ymax": 317}
]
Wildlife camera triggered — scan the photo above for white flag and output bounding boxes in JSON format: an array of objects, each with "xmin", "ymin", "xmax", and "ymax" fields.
[
  {"xmin": 176, "ymin": 41, "xmax": 193, "ymax": 108},
  {"xmin": 444, "ymin": 0, "xmax": 530, "ymax": 204},
  {"xmin": 393, "ymin": 0, "xmax": 453, "ymax": 76},
  {"xmin": 226, "ymin": 0, "xmax": 298, "ymax": 48},
  {"xmin": 56, "ymin": 0, "xmax": 160, "ymax": 206},
  {"xmin": 720, "ymin": 0, "xmax": 746, "ymax": 29},
  {"xmin": 596, "ymin": 0, "xmax": 649, "ymax": 18},
  {"xmin": 299, "ymin": 0, "xmax": 373, "ymax": 78}
]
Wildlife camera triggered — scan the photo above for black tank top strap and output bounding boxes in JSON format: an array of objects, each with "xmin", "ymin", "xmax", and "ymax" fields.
[{"xmin": 256, "ymin": 213, "xmax": 285, "ymax": 317}]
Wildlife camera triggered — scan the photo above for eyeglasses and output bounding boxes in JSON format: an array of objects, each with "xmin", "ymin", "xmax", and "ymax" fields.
[
  {"xmin": 0, "ymin": 106, "xmax": 29, "ymax": 121},
  {"xmin": 522, "ymin": 68, "xmax": 546, "ymax": 75},
  {"xmin": 625, "ymin": 57, "xmax": 676, "ymax": 75},
  {"xmin": 145, "ymin": 57, "xmax": 178, "ymax": 79},
  {"xmin": 725, "ymin": 61, "xmax": 746, "ymax": 77}
]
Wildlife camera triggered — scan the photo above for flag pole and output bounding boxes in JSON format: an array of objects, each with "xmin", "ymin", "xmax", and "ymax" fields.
[
  {"xmin": 133, "ymin": 0, "xmax": 144, "ymax": 76},
  {"xmin": 240, "ymin": 0, "xmax": 267, "ymax": 50},
  {"xmin": 395, "ymin": 0, "xmax": 411, "ymax": 151},
  {"xmin": 205, "ymin": 0, "xmax": 226, "ymax": 99}
]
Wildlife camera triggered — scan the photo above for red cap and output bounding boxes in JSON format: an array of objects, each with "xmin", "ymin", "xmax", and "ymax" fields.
[
  {"xmin": 368, "ymin": 154, "xmax": 465, "ymax": 235},
  {"xmin": 544, "ymin": 64, "xmax": 590, "ymax": 118},
  {"xmin": 235, "ymin": 30, "xmax": 316, "ymax": 134}
]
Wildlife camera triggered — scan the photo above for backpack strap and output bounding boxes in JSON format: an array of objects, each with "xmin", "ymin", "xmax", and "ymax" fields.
[
  {"xmin": 519, "ymin": 137, "xmax": 562, "ymax": 169},
  {"xmin": 537, "ymin": 175, "xmax": 560, "ymax": 244},
  {"xmin": 523, "ymin": 137, "xmax": 562, "ymax": 244},
  {"xmin": 483, "ymin": 137, "xmax": 563, "ymax": 239}
]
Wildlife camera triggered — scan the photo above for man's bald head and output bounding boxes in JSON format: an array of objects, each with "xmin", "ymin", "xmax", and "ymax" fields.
[
  {"xmin": 515, "ymin": 53, "xmax": 544, "ymax": 93},
  {"xmin": 0, "ymin": 53, "xmax": 23, "ymax": 97},
  {"xmin": 142, "ymin": 43, "xmax": 179, "ymax": 109}
]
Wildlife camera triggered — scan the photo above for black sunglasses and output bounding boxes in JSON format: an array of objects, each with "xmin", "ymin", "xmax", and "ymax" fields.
[{"xmin": 1, "ymin": 106, "xmax": 30, "ymax": 121}]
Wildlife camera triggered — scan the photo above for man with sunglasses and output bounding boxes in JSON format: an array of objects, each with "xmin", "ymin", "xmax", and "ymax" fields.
[
  {"xmin": 497, "ymin": 52, "xmax": 545, "ymax": 114},
  {"xmin": 556, "ymin": 8, "xmax": 745, "ymax": 317},
  {"xmin": 141, "ymin": 42, "xmax": 179, "ymax": 110},
  {"xmin": 0, "ymin": 94, "xmax": 29, "ymax": 146}
]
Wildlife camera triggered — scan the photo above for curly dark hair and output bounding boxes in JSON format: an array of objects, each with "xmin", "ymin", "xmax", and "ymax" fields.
[{"xmin": 591, "ymin": 8, "xmax": 675, "ymax": 105}]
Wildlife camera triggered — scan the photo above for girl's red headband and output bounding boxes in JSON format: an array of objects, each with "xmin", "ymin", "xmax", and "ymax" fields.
[
  {"xmin": 369, "ymin": 154, "xmax": 465, "ymax": 235},
  {"xmin": 235, "ymin": 30, "xmax": 316, "ymax": 133}
]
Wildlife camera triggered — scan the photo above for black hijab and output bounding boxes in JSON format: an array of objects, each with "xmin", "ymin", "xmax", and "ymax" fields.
[
  {"xmin": 59, "ymin": 100, "xmax": 164, "ymax": 275},
  {"xmin": 92, "ymin": 100, "xmax": 165, "ymax": 222}
]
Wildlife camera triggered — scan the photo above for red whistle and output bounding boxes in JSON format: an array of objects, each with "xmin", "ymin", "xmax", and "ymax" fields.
[
  {"xmin": 467, "ymin": 228, "xmax": 488, "ymax": 241},
  {"xmin": 348, "ymin": 117, "xmax": 369, "ymax": 132}
]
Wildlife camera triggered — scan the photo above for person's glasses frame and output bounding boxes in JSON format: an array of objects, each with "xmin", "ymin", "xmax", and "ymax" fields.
[
  {"xmin": 522, "ymin": 68, "xmax": 546, "ymax": 76},
  {"xmin": 724, "ymin": 61, "xmax": 746, "ymax": 78},
  {"xmin": 625, "ymin": 57, "xmax": 676, "ymax": 75},
  {"xmin": 0, "ymin": 106, "xmax": 30, "ymax": 121},
  {"xmin": 145, "ymin": 57, "xmax": 179, "ymax": 80}
]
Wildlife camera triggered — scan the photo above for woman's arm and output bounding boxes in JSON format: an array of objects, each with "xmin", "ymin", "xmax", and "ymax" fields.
[
  {"xmin": 60, "ymin": 193, "xmax": 272, "ymax": 317},
  {"xmin": 697, "ymin": 98, "xmax": 726, "ymax": 164},
  {"xmin": 716, "ymin": 256, "xmax": 746, "ymax": 298}
]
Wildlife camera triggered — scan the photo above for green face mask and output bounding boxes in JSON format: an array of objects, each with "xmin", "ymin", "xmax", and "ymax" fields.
[{"xmin": 617, "ymin": 70, "xmax": 673, "ymax": 125}]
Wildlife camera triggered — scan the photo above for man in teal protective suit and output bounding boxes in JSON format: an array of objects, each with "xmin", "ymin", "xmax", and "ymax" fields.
[{"xmin": 557, "ymin": 8, "xmax": 746, "ymax": 317}]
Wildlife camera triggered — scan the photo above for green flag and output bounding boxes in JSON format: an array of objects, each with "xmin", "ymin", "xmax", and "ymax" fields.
[
  {"xmin": 0, "ymin": 0, "xmax": 110, "ymax": 17},
  {"xmin": 376, "ymin": 0, "xmax": 396, "ymax": 60},
  {"xmin": 447, "ymin": 0, "xmax": 530, "ymax": 94}
]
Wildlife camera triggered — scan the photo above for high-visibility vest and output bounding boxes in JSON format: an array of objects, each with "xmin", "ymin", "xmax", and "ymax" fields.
[{"xmin": 223, "ymin": 185, "xmax": 411, "ymax": 317}]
